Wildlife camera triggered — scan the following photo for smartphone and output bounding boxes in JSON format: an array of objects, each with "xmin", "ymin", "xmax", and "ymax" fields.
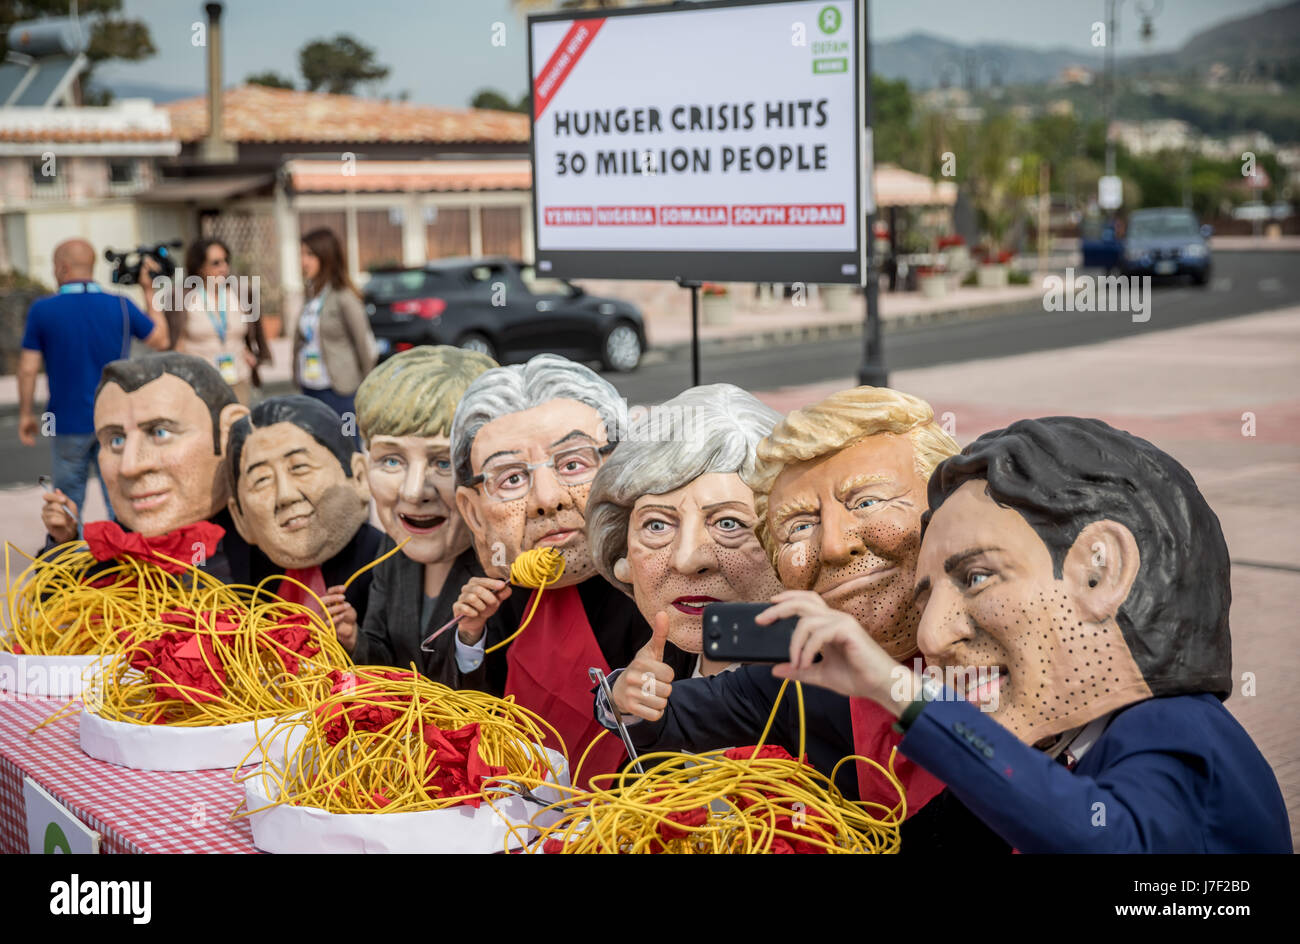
[{"xmin": 702, "ymin": 602, "xmax": 799, "ymax": 663}]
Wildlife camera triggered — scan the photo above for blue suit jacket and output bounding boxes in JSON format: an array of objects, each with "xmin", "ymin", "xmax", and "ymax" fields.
[{"xmin": 900, "ymin": 692, "xmax": 1292, "ymax": 853}]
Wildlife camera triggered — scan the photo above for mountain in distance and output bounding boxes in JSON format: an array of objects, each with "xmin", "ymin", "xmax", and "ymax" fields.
[
  {"xmin": 872, "ymin": 32, "xmax": 1100, "ymax": 89},
  {"xmin": 874, "ymin": 0, "xmax": 1300, "ymax": 89}
]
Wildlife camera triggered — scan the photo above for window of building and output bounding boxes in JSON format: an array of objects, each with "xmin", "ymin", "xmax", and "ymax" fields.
[
  {"xmin": 425, "ymin": 206, "xmax": 471, "ymax": 260},
  {"xmin": 108, "ymin": 160, "xmax": 137, "ymax": 185},
  {"xmin": 481, "ymin": 206, "xmax": 523, "ymax": 259}
]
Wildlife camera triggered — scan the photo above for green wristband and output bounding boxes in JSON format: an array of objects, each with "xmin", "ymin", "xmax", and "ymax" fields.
[{"xmin": 892, "ymin": 697, "xmax": 929, "ymax": 735}]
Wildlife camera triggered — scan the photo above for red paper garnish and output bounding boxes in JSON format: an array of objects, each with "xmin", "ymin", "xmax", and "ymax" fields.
[{"xmin": 84, "ymin": 520, "xmax": 224, "ymax": 574}]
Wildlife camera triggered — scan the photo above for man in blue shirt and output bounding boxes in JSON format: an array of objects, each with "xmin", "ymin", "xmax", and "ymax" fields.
[
  {"xmin": 18, "ymin": 238, "xmax": 167, "ymax": 529},
  {"xmin": 770, "ymin": 417, "xmax": 1291, "ymax": 853}
]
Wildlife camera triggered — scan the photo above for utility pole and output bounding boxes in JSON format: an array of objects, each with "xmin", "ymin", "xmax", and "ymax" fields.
[{"xmin": 857, "ymin": 0, "xmax": 887, "ymax": 387}]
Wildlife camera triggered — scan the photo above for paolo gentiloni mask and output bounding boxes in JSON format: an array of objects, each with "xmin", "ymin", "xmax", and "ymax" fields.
[{"xmin": 451, "ymin": 354, "xmax": 623, "ymax": 588}]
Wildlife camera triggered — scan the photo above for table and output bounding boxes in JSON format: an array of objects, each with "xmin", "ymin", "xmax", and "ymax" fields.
[{"xmin": 0, "ymin": 698, "xmax": 256, "ymax": 854}]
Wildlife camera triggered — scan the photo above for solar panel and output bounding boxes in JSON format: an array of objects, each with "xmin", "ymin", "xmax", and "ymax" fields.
[
  {"xmin": 8, "ymin": 55, "xmax": 81, "ymax": 107},
  {"xmin": 2, "ymin": 16, "xmax": 88, "ymax": 107}
]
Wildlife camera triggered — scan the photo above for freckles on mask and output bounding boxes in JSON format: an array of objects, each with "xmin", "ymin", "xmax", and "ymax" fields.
[
  {"xmin": 837, "ymin": 520, "xmax": 922, "ymax": 659},
  {"xmin": 715, "ymin": 540, "xmax": 782, "ymax": 601},
  {"xmin": 965, "ymin": 585, "xmax": 1151, "ymax": 744}
]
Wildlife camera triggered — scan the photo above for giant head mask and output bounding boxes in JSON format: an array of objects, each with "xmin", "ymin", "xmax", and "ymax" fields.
[
  {"xmin": 586, "ymin": 384, "xmax": 784, "ymax": 657},
  {"xmin": 747, "ymin": 387, "xmax": 959, "ymax": 660},
  {"xmin": 94, "ymin": 354, "xmax": 249, "ymax": 537},
  {"xmin": 915, "ymin": 417, "xmax": 1231, "ymax": 747},
  {"xmin": 226, "ymin": 396, "xmax": 370, "ymax": 570},
  {"xmin": 452, "ymin": 354, "xmax": 622, "ymax": 588},
  {"xmin": 356, "ymin": 345, "xmax": 496, "ymax": 566}
]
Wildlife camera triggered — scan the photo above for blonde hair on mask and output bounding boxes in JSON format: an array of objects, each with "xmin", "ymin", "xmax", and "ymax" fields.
[
  {"xmin": 747, "ymin": 386, "xmax": 960, "ymax": 564},
  {"xmin": 356, "ymin": 345, "xmax": 497, "ymax": 446}
]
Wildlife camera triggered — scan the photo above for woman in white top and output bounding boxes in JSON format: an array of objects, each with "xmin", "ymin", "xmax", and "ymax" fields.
[{"xmin": 171, "ymin": 238, "xmax": 268, "ymax": 405}]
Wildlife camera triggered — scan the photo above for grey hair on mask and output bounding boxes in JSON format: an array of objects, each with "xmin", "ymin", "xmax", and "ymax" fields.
[
  {"xmin": 451, "ymin": 353, "xmax": 624, "ymax": 487},
  {"xmin": 586, "ymin": 384, "xmax": 781, "ymax": 596}
]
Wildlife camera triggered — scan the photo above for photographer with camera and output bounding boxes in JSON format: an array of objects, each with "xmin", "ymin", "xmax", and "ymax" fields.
[
  {"xmin": 17, "ymin": 238, "xmax": 169, "ymax": 532},
  {"xmin": 166, "ymin": 238, "xmax": 268, "ymax": 405}
]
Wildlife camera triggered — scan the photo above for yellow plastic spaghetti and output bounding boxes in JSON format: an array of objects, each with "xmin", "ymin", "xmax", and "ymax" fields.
[
  {"xmin": 88, "ymin": 571, "xmax": 353, "ymax": 727},
  {"xmin": 483, "ymin": 547, "xmax": 566, "ymax": 655},
  {"xmin": 525, "ymin": 680, "xmax": 907, "ymax": 854},
  {"xmin": 233, "ymin": 664, "xmax": 569, "ymax": 815}
]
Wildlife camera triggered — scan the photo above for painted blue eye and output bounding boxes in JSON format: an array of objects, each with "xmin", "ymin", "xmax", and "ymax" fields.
[
  {"xmin": 109, "ymin": 434, "xmax": 125, "ymax": 450},
  {"xmin": 853, "ymin": 497, "xmax": 879, "ymax": 510},
  {"xmin": 646, "ymin": 520, "xmax": 669, "ymax": 533},
  {"xmin": 433, "ymin": 458, "xmax": 451, "ymax": 472},
  {"xmin": 716, "ymin": 517, "xmax": 742, "ymax": 531},
  {"xmin": 151, "ymin": 427, "xmax": 172, "ymax": 442},
  {"xmin": 966, "ymin": 572, "xmax": 990, "ymax": 588},
  {"xmin": 789, "ymin": 521, "xmax": 813, "ymax": 535},
  {"xmin": 382, "ymin": 456, "xmax": 402, "ymax": 469}
]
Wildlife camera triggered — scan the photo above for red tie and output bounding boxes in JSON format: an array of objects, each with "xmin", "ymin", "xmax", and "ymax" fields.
[{"xmin": 279, "ymin": 566, "xmax": 328, "ymax": 615}]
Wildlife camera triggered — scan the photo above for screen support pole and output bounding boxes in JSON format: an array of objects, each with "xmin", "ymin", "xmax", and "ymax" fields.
[
  {"xmin": 676, "ymin": 276, "xmax": 702, "ymax": 387},
  {"xmin": 856, "ymin": 0, "xmax": 888, "ymax": 387}
]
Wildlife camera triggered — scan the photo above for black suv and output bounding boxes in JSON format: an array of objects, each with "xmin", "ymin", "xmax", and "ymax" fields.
[{"xmin": 364, "ymin": 257, "xmax": 646, "ymax": 371}]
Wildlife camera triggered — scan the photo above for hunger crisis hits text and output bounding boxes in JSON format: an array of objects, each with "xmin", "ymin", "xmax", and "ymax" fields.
[{"xmin": 549, "ymin": 100, "xmax": 834, "ymax": 177}]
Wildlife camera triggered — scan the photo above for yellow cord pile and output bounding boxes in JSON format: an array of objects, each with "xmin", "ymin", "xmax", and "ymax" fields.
[
  {"xmin": 234, "ymin": 665, "xmax": 567, "ymax": 815},
  {"xmin": 89, "ymin": 572, "xmax": 352, "ymax": 726},
  {"xmin": 2, "ymin": 540, "xmax": 181, "ymax": 656},
  {"xmin": 484, "ymin": 547, "xmax": 566, "ymax": 655},
  {"xmin": 525, "ymin": 681, "xmax": 906, "ymax": 854}
]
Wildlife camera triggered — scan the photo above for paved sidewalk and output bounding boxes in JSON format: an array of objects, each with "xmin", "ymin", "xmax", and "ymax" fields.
[{"xmin": 0, "ymin": 282, "xmax": 1047, "ymax": 410}]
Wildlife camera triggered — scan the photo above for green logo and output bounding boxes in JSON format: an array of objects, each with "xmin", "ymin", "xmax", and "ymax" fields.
[
  {"xmin": 44, "ymin": 821, "xmax": 71, "ymax": 854},
  {"xmin": 818, "ymin": 5, "xmax": 842, "ymax": 35}
]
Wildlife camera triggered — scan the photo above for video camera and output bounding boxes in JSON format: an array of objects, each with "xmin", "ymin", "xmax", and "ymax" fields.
[{"xmin": 104, "ymin": 241, "xmax": 181, "ymax": 286}]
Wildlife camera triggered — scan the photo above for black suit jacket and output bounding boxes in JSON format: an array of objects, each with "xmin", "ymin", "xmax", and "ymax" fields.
[
  {"xmin": 232, "ymin": 522, "xmax": 384, "ymax": 628},
  {"xmin": 351, "ymin": 543, "xmax": 484, "ymax": 686}
]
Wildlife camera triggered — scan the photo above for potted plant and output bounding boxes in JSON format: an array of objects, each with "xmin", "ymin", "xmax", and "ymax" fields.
[
  {"xmin": 976, "ymin": 248, "xmax": 1012, "ymax": 288},
  {"xmin": 820, "ymin": 283, "xmax": 854, "ymax": 312},
  {"xmin": 916, "ymin": 265, "xmax": 949, "ymax": 299},
  {"xmin": 700, "ymin": 282, "xmax": 732, "ymax": 325}
]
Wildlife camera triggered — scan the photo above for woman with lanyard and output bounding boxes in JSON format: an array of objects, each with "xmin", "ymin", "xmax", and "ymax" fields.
[
  {"xmin": 173, "ymin": 238, "xmax": 268, "ymax": 405},
  {"xmin": 294, "ymin": 227, "xmax": 376, "ymax": 440}
]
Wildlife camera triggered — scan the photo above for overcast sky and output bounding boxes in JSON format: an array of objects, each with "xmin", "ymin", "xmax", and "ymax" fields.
[{"xmin": 94, "ymin": 0, "xmax": 1283, "ymax": 106}]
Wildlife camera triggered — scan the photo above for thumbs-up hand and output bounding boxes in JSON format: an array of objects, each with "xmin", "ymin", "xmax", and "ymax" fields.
[{"xmin": 611, "ymin": 611, "xmax": 675, "ymax": 722}]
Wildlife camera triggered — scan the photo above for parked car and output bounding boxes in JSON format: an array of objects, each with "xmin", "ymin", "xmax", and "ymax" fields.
[
  {"xmin": 1080, "ymin": 217, "xmax": 1123, "ymax": 271},
  {"xmin": 363, "ymin": 257, "xmax": 646, "ymax": 371},
  {"xmin": 1121, "ymin": 208, "xmax": 1212, "ymax": 285}
]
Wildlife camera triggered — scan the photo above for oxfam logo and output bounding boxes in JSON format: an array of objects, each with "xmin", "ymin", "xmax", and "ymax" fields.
[{"xmin": 818, "ymin": 5, "xmax": 842, "ymax": 35}]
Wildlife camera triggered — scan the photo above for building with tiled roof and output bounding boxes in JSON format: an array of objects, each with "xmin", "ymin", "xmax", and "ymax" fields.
[{"xmin": 163, "ymin": 84, "xmax": 529, "ymax": 149}]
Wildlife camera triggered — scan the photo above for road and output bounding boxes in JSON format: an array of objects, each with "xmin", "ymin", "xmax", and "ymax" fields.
[{"xmin": 0, "ymin": 250, "xmax": 1294, "ymax": 488}]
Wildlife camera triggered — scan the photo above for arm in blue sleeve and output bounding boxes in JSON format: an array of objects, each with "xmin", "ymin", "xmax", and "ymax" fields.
[
  {"xmin": 900, "ymin": 698, "xmax": 1206, "ymax": 853},
  {"xmin": 126, "ymin": 299, "xmax": 154, "ymax": 339}
]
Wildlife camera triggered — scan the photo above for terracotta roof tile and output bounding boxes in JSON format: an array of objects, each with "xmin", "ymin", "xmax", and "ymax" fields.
[
  {"xmin": 0, "ymin": 127, "xmax": 174, "ymax": 143},
  {"xmin": 164, "ymin": 85, "xmax": 529, "ymax": 145},
  {"xmin": 290, "ymin": 162, "xmax": 532, "ymax": 193}
]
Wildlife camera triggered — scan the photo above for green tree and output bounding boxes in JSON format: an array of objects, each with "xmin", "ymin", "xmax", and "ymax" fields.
[
  {"xmin": 245, "ymin": 70, "xmax": 295, "ymax": 90},
  {"xmin": 0, "ymin": 0, "xmax": 155, "ymax": 105},
  {"xmin": 299, "ymin": 34, "xmax": 390, "ymax": 95},
  {"xmin": 870, "ymin": 75, "xmax": 918, "ymax": 166},
  {"xmin": 471, "ymin": 88, "xmax": 528, "ymax": 113}
]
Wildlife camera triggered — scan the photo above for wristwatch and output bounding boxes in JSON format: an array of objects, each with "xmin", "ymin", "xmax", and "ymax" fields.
[{"xmin": 892, "ymin": 674, "xmax": 944, "ymax": 734}]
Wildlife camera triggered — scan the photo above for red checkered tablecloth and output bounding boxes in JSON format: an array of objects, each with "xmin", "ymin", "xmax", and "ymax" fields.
[{"xmin": 0, "ymin": 697, "xmax": 256, "ymax": 854}]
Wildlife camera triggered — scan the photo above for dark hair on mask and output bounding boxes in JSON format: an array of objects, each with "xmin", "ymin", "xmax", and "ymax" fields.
[
  {"xmin": 923, "ymin": 416, "xmax": 1231, "ymax": 699},
  {"xmin": 96, "ymin": 353, "xmax": 237, "ymax": 454},
  {"xmin": 227, "ymin": 396, "xmax": 357, "ymax": 512}
]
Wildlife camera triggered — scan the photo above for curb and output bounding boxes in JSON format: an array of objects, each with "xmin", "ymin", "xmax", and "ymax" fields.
[
  {"xmin": 648, "ymin": 293, "xmax": 1041, "ymax": 361},
  {"xmin": 0, "ymin": 295, "xmax": 1043, "ymax": 418}
]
